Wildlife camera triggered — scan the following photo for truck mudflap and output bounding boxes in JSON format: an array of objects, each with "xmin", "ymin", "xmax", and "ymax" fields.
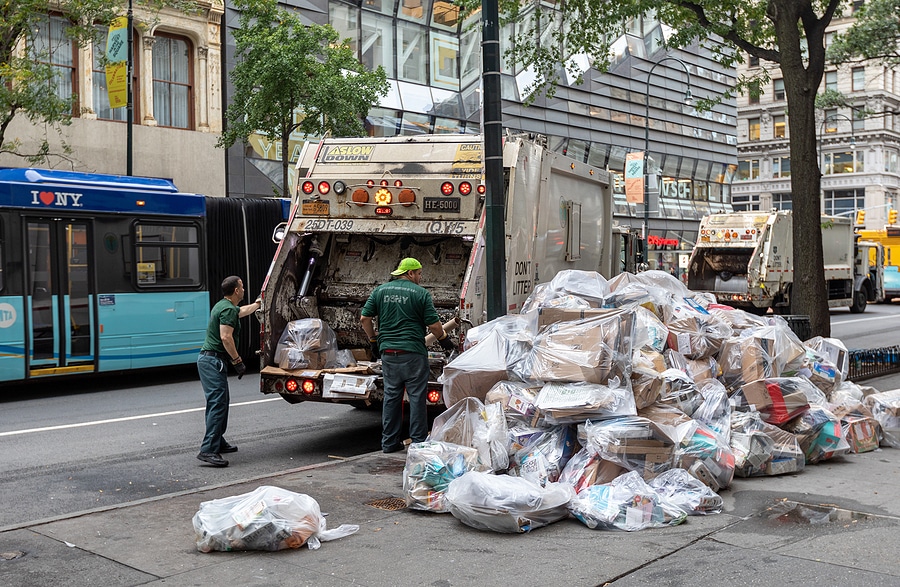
[{"xmin": 259, "ymin": 358, "xmax": 449, "ymax": 408}]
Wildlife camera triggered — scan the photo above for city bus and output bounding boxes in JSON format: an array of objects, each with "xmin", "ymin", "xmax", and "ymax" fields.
[
  {"xmin": 0, "ymin": 168, "xmax": 286, "ymax": 384},
  {"xmin": 857, "ymin": 227, "xmax": 900, "ymax": 301}
]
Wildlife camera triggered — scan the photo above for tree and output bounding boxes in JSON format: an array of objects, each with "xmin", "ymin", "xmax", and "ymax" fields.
[
  {"xmin": 827, "ymin": 0, "xmax": 900, "ymax": 66},
  {"xmin": 0, "ymin": 0, "xmax": 195, "ymax": 164},
  {"xmin": 220, "ymin": 0, "xmax": 388, "ymax": 198},
  {"xmin": 466, "ymin": 0, "xmax": 852, "ymax": 337}
]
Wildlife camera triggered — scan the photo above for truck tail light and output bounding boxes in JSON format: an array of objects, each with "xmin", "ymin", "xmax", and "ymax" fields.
[
  {"xmin": 318, "ymin": 181, "xmax": 330, "ymax": 195},
  {"xmin": 459, "ymin": 181, "xmax": 472, "ymax": 195},
  {"xmin": 375, "ymin": 206, "xmax": 393, "ymax": 215},
  {"xmin": 333, "ymin": 181, "xmax": 347, "ymax": 195},
  {"xmin": 477, "ymin": 184, "xmax": 486, "ymax": 195},
  {"xmin": 285, "ymin": 378, "xmax": 299, "ymax": 393},
  {"xmin": 427, "ymin": 389, "xmax": 442, "ymax": 403},
  {"xmin": 398, "ymin": 188, "xmax": 416, "ymax": 206},
  {"xmin": 374, "ymin": 188, "xmax": 392, "ymax": 205},
  {"xmin": 441, "ymin": 182, "xmax": 454, "ymax": 195},
  {"xmin": 301, "ymin": 181, "xmax": 315, "ymax": 195},
  {"xmin": 352, "ymin": 188, "xmax": 369, "ymax": 206},
  {"xmin": 302, "ymin": 379, "xmax": 316, "ymax": 394}
]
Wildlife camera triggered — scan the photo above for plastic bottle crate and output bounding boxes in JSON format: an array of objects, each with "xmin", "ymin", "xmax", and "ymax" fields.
[{"xmin": 779, "ymin": 315, "xmax": 811, "ymax": 342}]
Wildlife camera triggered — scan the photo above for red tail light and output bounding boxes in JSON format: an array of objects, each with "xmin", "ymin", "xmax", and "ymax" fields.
[{"xmin": 301, "ymin": 181, "xmax": 315, "ymax": 195}]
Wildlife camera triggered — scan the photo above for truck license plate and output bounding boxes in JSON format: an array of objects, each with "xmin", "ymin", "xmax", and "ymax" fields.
[
  {"xmin": 301, "ymin": 199, "xmax": 330, "ymax": 215},
  {"xmin": 423, "ymin": 197, "xmax": 460, "ymax": 213}
]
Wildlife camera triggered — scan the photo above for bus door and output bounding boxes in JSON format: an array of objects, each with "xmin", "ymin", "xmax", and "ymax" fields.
[{"xmin": 26, "ymin": 218, "xmax": 95, "ymax": 376}]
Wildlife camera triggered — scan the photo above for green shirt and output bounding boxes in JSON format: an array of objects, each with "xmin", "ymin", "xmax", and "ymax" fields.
[
  {"xmin": 202, "ymin": 298, "xmax": 240, "ymax": 354},
  {"xmin": 361, "ymin": 278, "xmax": 439, "ymax": 355}
]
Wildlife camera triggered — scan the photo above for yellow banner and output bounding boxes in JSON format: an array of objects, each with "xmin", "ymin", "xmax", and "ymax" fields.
[{"xmin": 105, "ymin": 17, "xmax": 128, "ymax": 108}]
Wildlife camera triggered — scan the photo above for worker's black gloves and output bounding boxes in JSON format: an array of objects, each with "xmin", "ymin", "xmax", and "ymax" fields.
[
  {"xmin": 438, "ymin": 334, "xmax": 456, "ymax": 352},
  {"xmin": 369, "ymin": 338, "xmax": 381, "ymax": 360},
  {"xmin": 232, "ymin": 357, "xmax": 247, "ymax": 379}
]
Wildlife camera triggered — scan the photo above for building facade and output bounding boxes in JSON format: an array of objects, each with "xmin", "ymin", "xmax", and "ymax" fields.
[
  {"xmin": 223, "ymin": 2, "xmax": 739, "ymax": 276},
  {"xmin": 0, "ymin": 1, "xmax": 226, "ymax": 196},
  {"xmin": 735, "ymin": 9, "xmax": 900, "ymax": 229}
]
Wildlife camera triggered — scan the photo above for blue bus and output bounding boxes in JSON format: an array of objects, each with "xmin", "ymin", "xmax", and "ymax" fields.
[{"xmin": 0, "ymin": 168, "xmax": 287, "ymax": 383}]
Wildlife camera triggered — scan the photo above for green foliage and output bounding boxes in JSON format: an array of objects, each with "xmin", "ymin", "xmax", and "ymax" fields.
[
  {"xmin": 0, "ymin": 0, "xmax": 199, "ymax": 163},
  {"xmin": 815, "ymin": 88, "xmax": 848, "ymax": 110},
  {"xmin": 828, "ymin": 0, "xmax": 900, "ymax": 66},
  {"xmin": 220, "ymin": 0, "xmax": 388, "ymax": 149}
]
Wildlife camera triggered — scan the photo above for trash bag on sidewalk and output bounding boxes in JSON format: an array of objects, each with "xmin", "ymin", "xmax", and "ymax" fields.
[
  {"xmin": 444, "ymin": 471, "xmax": 573, "ymax": 533},
  {"xmin": 403, "ymin": 441, "xmax": 487, "ymax": 512},
  {"xmin": 192, "ymin": 485, "xmax": 358, "ymax": 552},
  {"xmin": 569, "ymin": 470, "xmax": 688, "ymax": 531},
  {"xmin": 648, "ymin": 468, "xmax": 724, "ymax": 515},
  {"xmin": 428, "ymin": 397, "xmax": 509, "ymax": 472}
]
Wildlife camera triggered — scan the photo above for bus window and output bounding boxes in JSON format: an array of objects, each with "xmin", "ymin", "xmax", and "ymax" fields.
[{"xmin": 133, "ymin": 222, "xmax": 201, "ymax": 288}]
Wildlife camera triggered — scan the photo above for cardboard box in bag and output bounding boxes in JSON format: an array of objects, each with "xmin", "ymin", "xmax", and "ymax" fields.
[
  {"xmin": 842, "ymin": 416, "xmax": 880, "ymax": 453},
  {"xmin": 740, "ymin": 379, "xmax": 809, "ymax": 425}
]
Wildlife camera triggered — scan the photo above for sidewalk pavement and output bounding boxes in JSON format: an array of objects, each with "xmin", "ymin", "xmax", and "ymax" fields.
[{"xmin": 3, "ymin": 375, "xmax": 900, "ymax": 587}]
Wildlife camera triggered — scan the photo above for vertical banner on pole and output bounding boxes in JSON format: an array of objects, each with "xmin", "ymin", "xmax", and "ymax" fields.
[
  {"xmin": 105, "ymin": 17, "xmax": 129, "ymax": 108},
  {"xmin": 625, "ymin": 151, "xmax": 644, "ymax": 204}
]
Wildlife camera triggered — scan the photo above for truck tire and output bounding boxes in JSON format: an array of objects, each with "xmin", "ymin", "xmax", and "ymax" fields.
[{"xmin": 849, "ymin": 290, "xmax": 867, "ymax": 314}]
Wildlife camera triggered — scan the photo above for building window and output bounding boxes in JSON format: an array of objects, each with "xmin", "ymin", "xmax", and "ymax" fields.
[
  {"xmin": 852, "ymin": 67, "xmax": 865, "ymax": 92},
  {"xmin": 773, "ymin": 156, "xmax": 791, "ymax": 178},
  {"xmin": 748, "ymin": 117, "xmax": 760, "ymax": 141},
  {"xmin": 824, "ymin": 109, "xmax": 838, "ymax": 133},
  {"xmin": 748, "ymin": 54, "xmax": 759, "ymax": 67},
  {"xmin": 397, "ymin": 21, "xmax": 427, "ymax": 84},
  {"xmin": 92, "ymin": 29, "xmax": 139, "ymax": 122},
  {"xmin": 774, "ymin": 115, "xmax": 786, "ymax": 138},
  {"xmin": 825, "ymin": 71, "xmax": 838, "ymax": 92},
  {"xmin": 852, "ymin": 113, "xmax": 865, "ymax": 132},
  {"xmin": 773, "ymin": 192, "xmax": 792, "ymax": 210},
  {"xmin": 824, "ymin": 188, "xmax": 864, "ymax": 216},
  {"xmin": 738, "ymin": 159, "xmax": 760, "ymax": 180},
  {"xmin": 886, "ymin": 150, "xmax": 900, "ymax": 173},
  {"xmin": 152, "ymin": 34, "xmax": 193, "ymax": 129},
  {"xmin": 731, "ymin": 194, "xmax": 760, "ymax": 211},
  {"xmin": 749, "ymin": 80, "xmax": 760, "ymax": 105},
  {"xmin": 852, "ymin": 0, "xmax": 865, "ymax": 14},
  {"xmin": 361, "ymin": 12, "xmax": 395, "ymax": 78},
  {"xmin": 774, "ymin": 79, "xmax": 785, "ymax": 100},
  {"xmin": 31, "ymin": 15, "xmax": 77, "ymax": 110},
  {"xmin": 823, "ymin": 150, "xmax": 863, "ymax": 174}
]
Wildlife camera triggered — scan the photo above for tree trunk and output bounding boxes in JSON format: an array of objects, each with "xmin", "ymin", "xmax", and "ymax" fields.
[{"xmin": 771, "ymin": 0, "xmax": 831, "ymax": 337}]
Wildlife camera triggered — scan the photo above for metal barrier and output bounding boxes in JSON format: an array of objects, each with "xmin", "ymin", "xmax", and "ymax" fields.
[{"xmin": 849, "ymin": 346, "xmax": 900, "ymax": 381}]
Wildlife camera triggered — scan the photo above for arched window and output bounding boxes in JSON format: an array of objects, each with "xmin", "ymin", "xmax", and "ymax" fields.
[{"xmin": 152, "ymin": 33, "xmax": 193, "ymax": 129}]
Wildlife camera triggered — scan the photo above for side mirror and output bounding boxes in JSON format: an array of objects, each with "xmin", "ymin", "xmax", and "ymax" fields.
[{"xmin": 272, "ymin": 222, "xmax": 287, "ymax": 243}]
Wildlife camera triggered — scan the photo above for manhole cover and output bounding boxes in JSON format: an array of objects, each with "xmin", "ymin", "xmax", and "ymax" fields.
[{"xmin": 366, "ymin": 497, "xmax": 407, "ymax": 511}]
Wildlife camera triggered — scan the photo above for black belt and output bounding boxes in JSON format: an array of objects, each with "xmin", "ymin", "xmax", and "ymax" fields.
[
  {"xmin": 382, "ymin": 349, "xmax": 409, "ymax": 355},
  {"xmin": 200, "ymin": 350, "xmax": 228, "ymax": 360}
]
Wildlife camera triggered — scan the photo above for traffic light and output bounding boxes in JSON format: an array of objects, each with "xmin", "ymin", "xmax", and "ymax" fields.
[
  {"xmin": 855, "ymin": 210, "xmax": 866, "ymax": 225},
  {"xmin": 889, "ymin": 209, "xmax": 898, "ymax": 225}
]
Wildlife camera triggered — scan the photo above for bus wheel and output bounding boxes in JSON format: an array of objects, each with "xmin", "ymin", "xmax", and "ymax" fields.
[{"xmin": 849, "ymin": 290, "xmax": 867, "ymax": 314}]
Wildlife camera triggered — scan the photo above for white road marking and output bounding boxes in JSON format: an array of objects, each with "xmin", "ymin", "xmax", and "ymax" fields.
[
  {"xmin": 0, "ymin": 397, "xmax": 282, "ymax": 437},
  {"xmin": 832, "ymin": 314, "xmax": 900, "ymax": 325}
]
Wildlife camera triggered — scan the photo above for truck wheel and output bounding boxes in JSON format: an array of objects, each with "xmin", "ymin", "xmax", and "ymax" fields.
[{"xmin": 849, "ymin": 290, "xmax": 867, "ymax": 314}]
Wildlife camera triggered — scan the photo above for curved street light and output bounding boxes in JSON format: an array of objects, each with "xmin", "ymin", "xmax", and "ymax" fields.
[{"xmin": 643, "ymin": 56, "xmax": 693, "ymax": 268}]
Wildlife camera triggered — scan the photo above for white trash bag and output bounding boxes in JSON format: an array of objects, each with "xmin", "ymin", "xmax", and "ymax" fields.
[{"xmin": 192, "ymin": 485, "xmax": 358, "ymax": 552}]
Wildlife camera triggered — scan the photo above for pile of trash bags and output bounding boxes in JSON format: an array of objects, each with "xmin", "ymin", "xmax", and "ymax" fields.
[{"xmin": 402, "ymin": 270, "xmax": 899, "ymax": 533}]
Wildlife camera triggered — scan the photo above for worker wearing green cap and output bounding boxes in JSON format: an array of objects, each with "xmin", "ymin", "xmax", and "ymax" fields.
[{"xmin": 361, "ymin": 257, "xmax": 455, "ymax": 453}]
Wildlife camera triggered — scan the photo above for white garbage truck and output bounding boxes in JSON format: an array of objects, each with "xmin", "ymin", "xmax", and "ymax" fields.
[
  {"xmin": 687, "ymin": 210, "xmax": 884, "ymax": 315},
  {"xmin": 256, "ymin": 133, "xmax": 638, "ymax": 407}
]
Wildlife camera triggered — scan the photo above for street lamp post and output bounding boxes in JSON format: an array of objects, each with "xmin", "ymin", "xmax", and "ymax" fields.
[{"xmin": 643, "ymin": 57, "xmax": 693, "ymax": 269}]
